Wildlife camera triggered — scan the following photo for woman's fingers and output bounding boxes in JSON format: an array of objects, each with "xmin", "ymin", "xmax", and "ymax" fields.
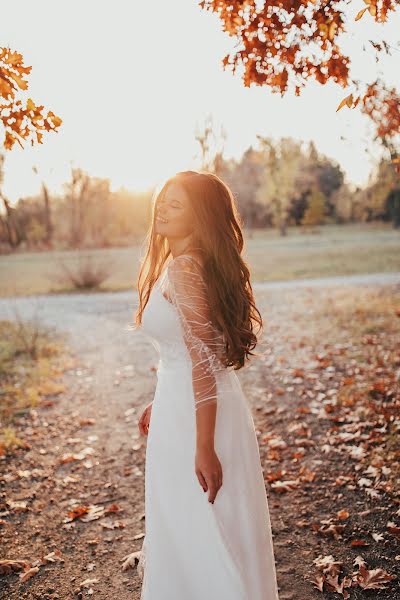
[
  {"xmin": 138, "ymin": 411, "xmax": 145, "ymax": 435},
  {"xmin": 138, "ymin": 406, "xmax": 150, "ymax": 436},
  {"xmin": 197, "ymin": 470, "xmax": 208, "ymax": 492},
  {"xmin": 200, "ymin": 469, "xmax": 222, "ymax": 503},
  {"xmin": 195, "ymin": 451, "xmax": 224, "ymax": 503},
  {"xmin": 144, "ymin": 409, "xmax": 151, "ymax": 434},
  {"xmin": 207, "ymin": 472, "xmax": 222, "ymax": 503}
]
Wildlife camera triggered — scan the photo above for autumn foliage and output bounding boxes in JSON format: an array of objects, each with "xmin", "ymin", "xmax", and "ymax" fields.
[
  {"xmin": 199, "ymin": 0, "xmax": 400, "ymax": 168},
  {"xmin": 0, "ymin": 47, "xmax": 62, "ymax": 150}
]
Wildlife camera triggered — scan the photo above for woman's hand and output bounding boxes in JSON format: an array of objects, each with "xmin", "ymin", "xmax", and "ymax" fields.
[
  {"xmin": 195, "ymin": 445, "xmax": 223, "ymax": 504},
  {"xmin": 138, "ymin": 402, "xmax": 153, "ymax": 436}
]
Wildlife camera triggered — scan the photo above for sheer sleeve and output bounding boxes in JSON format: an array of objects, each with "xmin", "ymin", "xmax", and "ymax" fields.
[{"xmin": 166, "ymin": 255, "xmax": 227, "ymax": 412}]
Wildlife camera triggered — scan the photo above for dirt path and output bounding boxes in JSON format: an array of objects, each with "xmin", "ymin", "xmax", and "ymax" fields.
[{"xmin": 0, "ymin": 272, "xmax": 399, "ymax": 599}]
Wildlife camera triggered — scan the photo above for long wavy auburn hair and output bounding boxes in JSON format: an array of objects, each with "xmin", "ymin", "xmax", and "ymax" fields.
[{"xmin": 134, "ymin": 170, "xmax": 264, "ymax": 370}]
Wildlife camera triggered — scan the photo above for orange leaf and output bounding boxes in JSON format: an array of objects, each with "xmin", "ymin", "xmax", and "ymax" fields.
[
  {"xmin": 19, "ymin": 566, "xmax": 40, "ymax": 582},
  {"xmin": 26, "ymin": 97, "xmax": 36, "ymax": 111},
  {"xmin": 48, "ymin": 112, "xmax": 62, "ymax": 128},
  {"xmin": 7, "ymin": 70, "xmax": 28, "ymax": 91},
  {"xmin": 337, "ymin": 509, "xmax": 349, "ymax": 520},
  {"xmin": 328, "ymin": 22, "xmax": 337, "ymax": 41},
  {"xmin": 336, "ymin": 93, "xmax": 354, "ymax": 112},
  {"xmin": 355, "ymin": 7, "xmax": 368, "ymax": 21},
  {"xmin": 3, "ymin": 49, "xmax": 24, "ymax": 66}
]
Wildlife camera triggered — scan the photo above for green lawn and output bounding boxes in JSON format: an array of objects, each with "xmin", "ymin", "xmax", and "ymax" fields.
[{"xmin": 0, "ymin": 223, "xmax": 399, "ymax": 297}]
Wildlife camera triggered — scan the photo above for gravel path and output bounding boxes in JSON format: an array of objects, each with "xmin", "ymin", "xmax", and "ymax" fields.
[
  {"xmin": 1, "ymin": 270, "xmax": 399, "ymax": 600},
  {"xmin": 1, "ymin": 272, "xmax": 398, "ymax": 347}
]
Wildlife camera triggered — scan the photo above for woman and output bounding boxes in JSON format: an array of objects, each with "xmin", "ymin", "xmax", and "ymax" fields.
[{"xmin": 133, "ymin": 170, "xmax": 280, "ymax": 599}]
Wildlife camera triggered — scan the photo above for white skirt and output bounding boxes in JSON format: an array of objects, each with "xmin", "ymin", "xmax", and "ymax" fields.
[{"xmin": 139, "ymin": 360, "xmax": 280, "ymax": 600}]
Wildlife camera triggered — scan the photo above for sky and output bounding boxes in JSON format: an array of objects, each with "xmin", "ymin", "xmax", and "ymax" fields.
[{"xmin": 0, "ymin": 0, "xmax": 399, "ymax": 204}]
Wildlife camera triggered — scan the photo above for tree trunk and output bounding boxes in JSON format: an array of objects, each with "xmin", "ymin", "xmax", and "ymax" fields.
[
  {"xmin": 42, "ymin": 182, "xmax": 53, "ymax": 246},
  {"xmin": 0, "ymin": 192, "xmax": 23, "ymax": 247}
]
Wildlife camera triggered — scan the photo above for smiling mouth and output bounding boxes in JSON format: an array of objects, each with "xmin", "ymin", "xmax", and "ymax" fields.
[{"xmin": 156, "ymin": 215, "xmax": 168, "ymax": 223}]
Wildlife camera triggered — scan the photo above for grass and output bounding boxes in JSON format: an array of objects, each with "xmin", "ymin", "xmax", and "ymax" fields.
[
  {"xmin": 245, "ymin": 222, "xmax": 400, "ymax": 282},
  {"xmin": 0, "ymin": 222, "xmax": 399, "ymax": 297},
  {"xmin": 0, "ymin": 319, "xmax": 72, "ymax": 454}
]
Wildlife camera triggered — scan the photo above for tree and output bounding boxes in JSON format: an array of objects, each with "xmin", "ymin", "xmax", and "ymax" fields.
[
  {"xmin": 62, "ymin": 168, "xmax": 112, "ymax": 248},
  {"xmin": 0, "ymin": 47, "xmax": 62, "ymax": 150},
  {"xmin": 0, "ymin": 47, "xmax": 62, "ymax": 249},
  {"xmin": 385, "ymin": 187, "xmax": 400, "ymax": 227},
  {"xmin": 365, "ymin": 157, "xmax": 400, "ymax": 224},
  {"xmin": 32, "ymin": 166, "xmax": 53, "ymax": 247},
  {"xmin": 330, "ymin": 182, "xmax": 357, "ymax": 223},
  {"xmin": 220, "ymin": 146, "xmax": 267, "ymax": 229},
  {"xmin": 12, "ymin": 194, "xmax": 48, "ymax": 247},
  {"xmin": 194, "ymin": 113, "xmax": 228, "ymax": 175},
  {"xmin": 200, "ymin": 0, "xmax": 400, "ymax": 172},
  {"xmin": 0, "ymin": 153, "xmax": 25, "ymax": 247},
  {"xmin": 305, "ymin": 141, "xmax": 344, "ymax": 219},
  {"xmin": 301, "ymin": 188, "xmax": 327, "ymax": 227},
  {"xmin": 256, "ymin": 137, "xmax": 307, "ymax": 235}
]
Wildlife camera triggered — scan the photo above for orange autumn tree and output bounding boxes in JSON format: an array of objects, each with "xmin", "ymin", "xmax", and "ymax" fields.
[
  {"xmin": 0, "ymin": 47, "xmax": 62, "ymax": 150},
  {"xmin": 199, "ymin": 0, "xmax": 400, "ymax": 170}
]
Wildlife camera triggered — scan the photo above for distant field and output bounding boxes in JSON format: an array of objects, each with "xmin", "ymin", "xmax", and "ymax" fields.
[{"xmin": 0, "ymin": 223, "xmax": 399, "ymax": 297}]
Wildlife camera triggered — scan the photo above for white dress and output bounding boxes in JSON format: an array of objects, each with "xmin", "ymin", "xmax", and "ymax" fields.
[{"xmin": 136, "ymin": 254, "xmax": 280, "ymax": 600}]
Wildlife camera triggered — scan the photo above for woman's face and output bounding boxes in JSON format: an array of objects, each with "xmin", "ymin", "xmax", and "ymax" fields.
[{"xmin": 154, "ymin": 182, "xmax": 194, "ymax": 239}]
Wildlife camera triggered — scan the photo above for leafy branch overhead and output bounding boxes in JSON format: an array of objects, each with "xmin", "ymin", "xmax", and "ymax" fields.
[
  {"xmin": 199, "ymin": 0, "xmax": 400, "ymax": 166},
  {"xmin": 0, "ymin": 47, "xmax": 62, "ymax": 150}
]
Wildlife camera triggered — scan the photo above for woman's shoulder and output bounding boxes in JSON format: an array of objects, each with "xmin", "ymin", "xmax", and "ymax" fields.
[
  {"xmin": 169, "ymin": 253, "xmax": 205, "ymax": 271},
  {"xmin": 166, "ymin": 253, "xmax": 206, "ymax": 287}
]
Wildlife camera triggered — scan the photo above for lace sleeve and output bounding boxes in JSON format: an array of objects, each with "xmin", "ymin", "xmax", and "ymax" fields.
[{"xmin": 166, "ymin": 255, "xmax": 227, "ymax": 412}]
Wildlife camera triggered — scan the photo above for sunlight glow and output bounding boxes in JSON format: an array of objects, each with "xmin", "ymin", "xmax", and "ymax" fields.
[{"xmin": 0, "ymin": 0, "xmax": 398, "ymax": 203}]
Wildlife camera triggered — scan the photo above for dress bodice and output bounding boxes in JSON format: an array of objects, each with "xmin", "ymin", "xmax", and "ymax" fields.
[
  {"xmin": 140, "ymin": 270, "xmax": 193, "ymax": 369},
  {"xmin": 138, "ymin": 255, "xmax": 234, "ymax": 410}
]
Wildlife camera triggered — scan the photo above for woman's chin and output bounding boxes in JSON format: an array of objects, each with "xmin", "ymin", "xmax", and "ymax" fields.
[{"xmin": 155, "ymin": 224, "xmax": 168, "ymax": 236}]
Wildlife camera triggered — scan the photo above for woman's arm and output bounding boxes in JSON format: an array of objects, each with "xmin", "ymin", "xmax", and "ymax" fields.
[
  {"xmin": 167, "ymin": 255, "xmax": 226, "ymax": 418},
  {"xmin": 167, "ymin": 255, "xmax": 226, "ymax": 502}
]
